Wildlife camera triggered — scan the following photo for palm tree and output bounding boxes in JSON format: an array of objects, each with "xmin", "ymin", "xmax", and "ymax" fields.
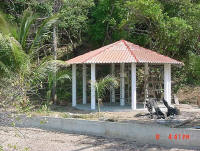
[
  {"xmin": 0, "ymin": 10, "xmax": 59, "ymax": 74},
  {"xmin": 95, "ymin": 75, "xmax": 119, "ymax": 117},
  {"xmin": 0, "ymin": 10, "xmax": 70, "ymax": 105}
]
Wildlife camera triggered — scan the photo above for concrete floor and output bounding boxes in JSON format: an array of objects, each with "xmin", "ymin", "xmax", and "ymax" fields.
[{"xmin": 75, "ymin": 102, "xmax": 146, "ymax": 112}]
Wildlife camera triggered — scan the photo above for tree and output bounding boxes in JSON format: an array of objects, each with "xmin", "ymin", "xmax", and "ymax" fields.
[
  {"xmin": 52, "ymin": 0, "xmax": 62, "ymax": 104},
  {"xmin": 89, "ymin": 0, "xmax": 127, "ymax": 45},
  {"xmin": 59, "ymin": 0, "xmax": 94, "ymax": 48},
  {"xmin": 0, "ymin": 10, "xmax": 67, "ymax": 106},
  {"xmin": 124, "ymin": 0, "xmax": 200, "ymax": 84},
  {"xmin": 95, "ymin": 75, "xmax": 118, "ymax": 117}
]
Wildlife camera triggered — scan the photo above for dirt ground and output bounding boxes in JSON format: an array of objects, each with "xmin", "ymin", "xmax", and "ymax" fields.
[
  {"xmin": 28, "ymin": 103, "xmax": 200, "ymax": 128},
  {"xmin": 0, "ymin": 126, "xmax": 198, "ymax": 151},
  {"xmin": 177, "ymin": 86, "xmax": 200, "ymax": 104},
  {"xmin": 0, "ymin": 103, "xmax": 200, "ymax": 151}
]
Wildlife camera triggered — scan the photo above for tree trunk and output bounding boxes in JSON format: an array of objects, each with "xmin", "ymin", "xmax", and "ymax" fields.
[
  {"xmin": 52, "ymin": 25, "xmax": 57, "ymax": 104},
  {"xmin": 52, "ymin": 0, "xmax": 61, "ymax": 104}
]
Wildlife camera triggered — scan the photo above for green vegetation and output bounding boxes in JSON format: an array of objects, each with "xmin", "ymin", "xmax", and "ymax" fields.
[
  {"xmin": 95, "ymin": 75, "xmax": 119, "ymax": 116},
  {"xmin": 0, "ymin": 0, "xmax": 199, "ymax": 109}
]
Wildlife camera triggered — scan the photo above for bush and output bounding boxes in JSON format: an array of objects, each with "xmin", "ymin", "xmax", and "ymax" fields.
[{"xmin": 187, "ymin": 53, "xmax": 200, "ymax": 85}]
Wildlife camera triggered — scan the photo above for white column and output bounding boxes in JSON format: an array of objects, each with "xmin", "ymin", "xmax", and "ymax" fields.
[
  {"xmin": 110, "ymin": 64, "xmax": 115, "ymax": 103},
  {"xmin": 131, "ymin": 63, "xmax": 137, "ymax": 110},
  {"xmin": 72, "ymin": 64, "xmax": 76, "ymax": 107},
  {"xmin": 164, "ymin": 64, "xmax": 171, "ymax": 106},
  {"xmin": 144, "ymin": 63, "xmax": 149, "ymax": 101},
  {"xmin": 120, "ymin": 63, "xmax": 125, "ymax": 106},
  {"xmin": 127, "ymin": 65, "xmax": 130, "ymax": 103},
  {"xmin": 91, "ymin": 64, "xmax": 96, "ymax": 110},
  {"xmin": 82, "ymin": 64, "xmax": 87, "ymax": 104}
]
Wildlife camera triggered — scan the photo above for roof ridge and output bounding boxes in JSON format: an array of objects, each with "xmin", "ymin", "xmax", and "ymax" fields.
[
  {"xmin": 122, "ymin": 40, "xmax": 139, "ymax": 62},
  {"xmin": 81, "ymin": 40, "xmax": 122, "ymax": 63}
]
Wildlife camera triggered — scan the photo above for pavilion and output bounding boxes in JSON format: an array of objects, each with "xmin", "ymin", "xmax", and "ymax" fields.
[{"xmin": 66, "ymin": 40, "xmax": 183, "ymax": 110}]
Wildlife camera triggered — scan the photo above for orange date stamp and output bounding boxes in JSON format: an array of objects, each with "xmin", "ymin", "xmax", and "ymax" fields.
[{"xmin": 155, "ymin": 133, "xmax": 190, "ymax": 141}]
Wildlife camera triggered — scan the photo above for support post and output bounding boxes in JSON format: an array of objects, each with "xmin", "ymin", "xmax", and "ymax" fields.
[
  {"xmin": 110, "ymin": 64, "xmax": 115, "ymax": 103},
  {"xmin": 131, "ymin": 63, "xmax": 137, "ymax": 110},
  {"xmin": 164, "ymin": 64, "xmax": 171, "ymax": 105},
  {"xmin": 144, "ymin": 63, "xmax": 149, "ymax": 101},
  {"xmin": 91, "ymin": 64, "xmax": 96, "ymax": 110},
  {"xmin": 120, "ymin": 63, "xmax": 125, "ymax": 106},
  {"xmin": 82, "ymin": 64, "xmax": 87, "ymax": 104},
  {"xmin": 72, "ymin": 64, "xmax": 76, "ymax": 107},
  {"xmin": 127, "ymin": 65, "xmax": 130, "ymax": 103}
]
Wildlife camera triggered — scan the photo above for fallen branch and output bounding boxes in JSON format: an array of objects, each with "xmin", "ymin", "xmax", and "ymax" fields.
[
  {"xmin": 172, "ymin": 117, "xmax": 196, "ymax": 128},
  {"xmin": 134, "ymin": 113, "xmax": 150, "ymax": 117}
]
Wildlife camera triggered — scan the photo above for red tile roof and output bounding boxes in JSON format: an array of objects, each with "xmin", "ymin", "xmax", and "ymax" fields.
[{"xmin": 66, "ymin": 40, "xmax": 183, "ymax": 65}]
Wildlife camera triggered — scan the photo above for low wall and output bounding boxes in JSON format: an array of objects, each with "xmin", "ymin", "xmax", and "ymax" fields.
[{"xmin": 16, "ymin": 116, "xmax": 200, "ymax": 149}]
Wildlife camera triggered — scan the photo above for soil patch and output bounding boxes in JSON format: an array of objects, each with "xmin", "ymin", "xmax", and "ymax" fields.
[
  {"xmin": 177, "ymin": 86, "xmax": 200, "ymax": 104},
  {"xmin": 0, "ymin": 126, "xmax": 198, "ymax": 151}
]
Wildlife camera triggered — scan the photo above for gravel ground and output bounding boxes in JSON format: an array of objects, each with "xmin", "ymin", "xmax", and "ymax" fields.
[
  {"xmin": 0, "ymin": 105, "xmax": 199, "ymax": 151},
  {"xmin": 0, "ymin": 126, "xmax": 199, "ymax": 151}
]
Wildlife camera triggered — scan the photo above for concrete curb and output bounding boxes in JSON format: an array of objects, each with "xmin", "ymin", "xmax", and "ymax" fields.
[{"xmin": 16, "ymin": 116, "xmax": 200, "ymax": 149}]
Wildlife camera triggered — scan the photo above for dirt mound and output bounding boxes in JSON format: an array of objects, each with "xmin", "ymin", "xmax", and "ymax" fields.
[{"xmin": 176, "ymin": 86, "xmax": 200, "ymax": 104}]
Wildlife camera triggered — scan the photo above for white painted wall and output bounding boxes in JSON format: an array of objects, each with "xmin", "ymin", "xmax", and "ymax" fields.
[
  {"xmin": 17, "ymin": 116, "xmax": 200, "ymax": 149},
  {"xmin": 164, "ymin": 64, "xmax": 171, "ymax": 105},
  {"xmin": 91, "ymin": 64, "xmax": 96, "ymax": 110},
  {"xmin": 72, "ymin": 64, "xmax": 76, "ymax": 107},
  {"xmin": 131, "ymin": 63, "xmax": 136, "ymax": 110}
]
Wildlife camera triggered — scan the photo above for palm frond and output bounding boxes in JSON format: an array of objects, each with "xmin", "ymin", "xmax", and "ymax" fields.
[
  {"xmin": 47, "ymin": 69, "xmax": 71, "ymax": 91},
  {"xmin": 0, "ymin": 61, "xmax": 10, "ymax": 76},
  {"xmin": 18, "ymin": 9, "xmax": 35, "ymax": 50},
  {"xmin": 0, "ymin": 33, "xmax": 29, "ymax": 76},
  {"xmin": 29, "ymin": 14, "xmax": 59, "ymax": 56},
  {"xmin": 57, "ymin": 72, "xmax": 71, "ymax": 81},
  {"xmin": 32, "ymin": 59, "xmax": 69, "ymax": 81},
  {"xmin": 0, "ymin": 13, "xmax": 10, "ymax": 34},
  {"xmin": 95, "ymin": 75, "xmax": 119, "ymax": 99},
  {"xmin": 9, "ymin": 37, "xmax": 30, "ymax": 71}
]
